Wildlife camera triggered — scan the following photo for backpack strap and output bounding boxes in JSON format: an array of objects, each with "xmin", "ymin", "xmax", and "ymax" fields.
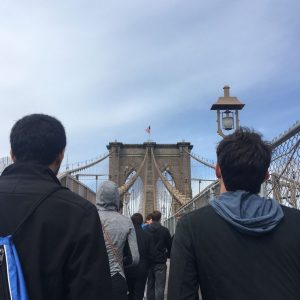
[
  {"xmin": 102, "ymin": 224, "xmax": 124, "ymax": 271},
  {"xmin": 12, "ymin": 186, "xmax": 66, "ymax": 238}
]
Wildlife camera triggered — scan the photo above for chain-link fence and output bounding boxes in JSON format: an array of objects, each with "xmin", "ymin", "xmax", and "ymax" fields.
[{"xmin": 263, "ymin": 121, "xmax": 300, "ymax": 208}]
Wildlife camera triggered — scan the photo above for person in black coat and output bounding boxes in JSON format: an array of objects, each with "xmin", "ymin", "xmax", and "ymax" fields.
[
  {"xmin": 0, "ymin": 114, "xmax": 112, "ymax": 300},
  {"xmin": 125, "ymin": 213, "xmax": 154, "ymax": 300},
  {"xmin": 145, "ymin": 210, "xmax": 172, "ymax": 300},
  {"xmin": 168, "ymin": 127, "xmax": 300, "ymax": 300}
]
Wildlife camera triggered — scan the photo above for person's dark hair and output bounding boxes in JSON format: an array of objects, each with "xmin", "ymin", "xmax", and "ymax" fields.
[
  {"xmin": 145, "ymin": 213, "xmax": 153, "ymax": 221},
  {"xmin": 152, "ymin": 210, "xmax": 162, "ymax": 222},
  {"xmin": 131, "ymin": 213, "xmax": 143, "ymax": 226},
  {"xmin": 217, "ymin": 127, "xmax": 272, "ymax": 194},
  {"xmin": 10, "ymin": 114, "xmax": 66, "ymax": 165}
]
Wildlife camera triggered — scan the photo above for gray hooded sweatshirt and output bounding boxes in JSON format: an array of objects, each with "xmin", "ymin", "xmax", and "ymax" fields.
[
  {"xmin": 96, "ymin": 181, "xmax": 139, "ymax": 278},
  {"xmin": 210, "ymin": 190, "xmax": 284, "ymax": 235}
]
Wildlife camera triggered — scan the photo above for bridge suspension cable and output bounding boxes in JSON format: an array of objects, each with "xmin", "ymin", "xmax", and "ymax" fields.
[
  {"xmin": 58, "ymin": 152, "xmax": 111, "ymax": 194},
  {"xmin": 151, "ymin": 148, "xmax": 190, "ymax": 206},
  {"xmin": 64, "ymin": 152, "xmax": 111, "ymax": 175},
  {"xmin": 184, "ymin": 149, "xmax": 215, "ymax": 169},
  {"xmin": 118, "ymin": 150, "xmax": 148, "ymax": 196}
]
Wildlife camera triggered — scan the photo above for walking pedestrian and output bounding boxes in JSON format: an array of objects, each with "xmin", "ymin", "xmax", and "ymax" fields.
[
  {"xmin": 145, "ymin": 210, "xmax": 172, "ymax": 300},
  {"xmin": 125, "ymin": 213, "xmax": 154, "ymax": 300},
  {"xmin": 0, "ymin": 114, "xmax": 112, "ymax": 300},
  {"xmin": 97, "ymin": 181, "xmax": 140, "ymax": 300},
  {"xmin": 142, "ymin": 213, "xmax": 153, "ymax": 230}
]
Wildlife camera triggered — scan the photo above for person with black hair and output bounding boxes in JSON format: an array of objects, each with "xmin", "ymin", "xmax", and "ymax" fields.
[
  {"xmin": 142, "ymin": 213, "xmax": 153, "ymax": 229},
  {"xmin": 168, "ymin": 127, "xmax": 300, "ymax": 300},
  {"xmin": 0, "ymin": 114, "xmax": 112, "ymax": 300},
  {"xmin": 145, "ymin": 210, "xmax": 172, "ymax": 300},
  {"xmin": 125, "ymin": 213, "xmax": 154, "ymax": 300}
]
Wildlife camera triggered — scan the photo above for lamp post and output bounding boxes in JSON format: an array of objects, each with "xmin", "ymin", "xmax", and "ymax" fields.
[{"xmin": 210, "ymin": 86, "xmax": 245, "ymax": 138}]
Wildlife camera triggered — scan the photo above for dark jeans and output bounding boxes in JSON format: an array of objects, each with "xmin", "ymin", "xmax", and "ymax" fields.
[
  {"xmin": 112, "ymin": 273, "xmax": 128, "ymax": 300},
  {"xmin": 127, "ymin": 274, "xmax": 148, "ymax": 300},
  {"xmin": 147, "ymin": 263, "xmax": 167, "ymax": 300}
]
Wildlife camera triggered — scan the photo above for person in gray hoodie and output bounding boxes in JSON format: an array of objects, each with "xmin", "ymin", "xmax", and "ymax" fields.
[
  {"xmin": 168, "ymin": 127, "xmax": 300, "ymax": 300},
  {"xmin": 97, "ymin": 181, "xmax": 139, "ymax": 300}
]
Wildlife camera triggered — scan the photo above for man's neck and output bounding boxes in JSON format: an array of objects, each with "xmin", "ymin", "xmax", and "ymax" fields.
[
  {"xmin": 220, "ymin": 179, "xmax": 227, "ymax": 194},
  {"xmin": 48, "ymin": 163, "xmax": 61, "ymax": 176}
]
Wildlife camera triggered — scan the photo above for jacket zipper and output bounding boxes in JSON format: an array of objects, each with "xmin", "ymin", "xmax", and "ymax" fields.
[{"xmin": 0, "ymin": 246, "xmax": 11, "ymax": 300}]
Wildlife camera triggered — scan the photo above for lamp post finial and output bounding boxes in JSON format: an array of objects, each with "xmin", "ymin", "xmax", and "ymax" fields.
[{"xmin": 223, "ymin": 85, "xmax": 230, "ymax": 97}]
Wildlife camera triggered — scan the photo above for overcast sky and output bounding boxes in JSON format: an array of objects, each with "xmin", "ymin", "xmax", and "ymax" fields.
[{"xmin": 0, "ymin": 0, "xmax": 299, "ymax": 165}]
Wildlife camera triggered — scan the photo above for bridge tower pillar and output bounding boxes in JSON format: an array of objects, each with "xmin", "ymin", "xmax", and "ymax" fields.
[{"xmin": 107, "ymin": 141, "xmax": 193, "ymax": 218}]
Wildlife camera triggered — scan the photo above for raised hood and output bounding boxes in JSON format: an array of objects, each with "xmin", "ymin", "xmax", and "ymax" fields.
[{"xmin": 96, "ymin": 180, "xmax": 120, "ymax": 211}]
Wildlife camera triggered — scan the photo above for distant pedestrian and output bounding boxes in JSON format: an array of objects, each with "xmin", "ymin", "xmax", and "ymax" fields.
[
  {"xmin": 142, "ymin": 213, "xmax": 153, "ymax": 230},
  {"xmin": 145, "ymin": 210, "xmax": 172, "ymax": 300},
  {"xmin": 125, "ymin": 213, "xmax": 154, "ymax": 300},
  {"xmin": 0, "ymin": 114, "xmax": 112, "ymax": 300},
  {"xmin": 97, "ymin": 181, "xmax": 140, "ymax": 300}
]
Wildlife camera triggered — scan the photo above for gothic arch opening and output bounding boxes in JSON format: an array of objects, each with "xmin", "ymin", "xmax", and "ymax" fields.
[
  {"xmin": 123, "ymin": 170, "xmax": 144, "ymax": 217},
  {"xmin": 156, "ymin": 170, "xmax": 175, "ymax": 222}
]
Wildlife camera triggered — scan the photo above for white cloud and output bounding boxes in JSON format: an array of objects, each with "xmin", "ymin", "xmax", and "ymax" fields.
[{"xmin": 0, "ymin": 0, "xmax": 299, "ymax": 160}]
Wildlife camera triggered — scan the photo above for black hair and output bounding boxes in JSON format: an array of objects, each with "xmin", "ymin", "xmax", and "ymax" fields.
[
  {"xmin": 145, "ymin": 213, "xmax": 153, "ymax": 221},
  {"xmin": 10, "ymin": 114, "xmax": 66, "ymax": 165},
  {"xmin": 131, "ymin": 213, "xmax": 143, "ymax": 226},
  {"xmin": 217, "ymin": 127, "xmax": 272, "ymax": 194},
  {"xmin": 152, "ymin": 210, "xmax": 162, "ymax": 222}
]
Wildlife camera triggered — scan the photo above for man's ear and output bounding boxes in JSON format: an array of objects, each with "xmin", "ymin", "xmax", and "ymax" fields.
[
  {"xmin": 10, "ymin": 149, "xmax": 16, "ymax": 163},
  {"xmin": 263, "ymin": 171, "xmax": 270, "ymax": 182},
  {"xmin": 48, "ymin": 148, "xmax": 66, "ymax": 175},
  {"xmin": 216, "ymin": 163, "xmax": 227, "ymax": 193},
  {"xmin": 54, "ymin": 148, "xmax": 65, "ymax": 167},
  {"xmin": 57, "ymin": 148, "xmax": 65, "ymax": 163},
  {"xmin": 216, "ymin": 163, "xmax": 222, "ymax": 179}
]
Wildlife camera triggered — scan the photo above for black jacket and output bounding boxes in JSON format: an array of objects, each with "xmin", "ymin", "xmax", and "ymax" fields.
[
  {"xmin": 0, "ymin": 162, "xmax": 112, "ymax": 300},
  {"xmin": 125, "ymin": 224, "xmax": 154, "ymax": 278},
  {"xmin": 168, "ymin": 205, "xmax": 300, "ymax": 300},
  {"xmin": 145, "ymin": 221, "xmax": 172, "ymax": 264}
]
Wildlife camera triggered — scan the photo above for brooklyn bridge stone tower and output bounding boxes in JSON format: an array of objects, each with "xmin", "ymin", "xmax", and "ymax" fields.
[{"xmin": 107, "ymin": 141, "xmax": 193, "ymax": 217}]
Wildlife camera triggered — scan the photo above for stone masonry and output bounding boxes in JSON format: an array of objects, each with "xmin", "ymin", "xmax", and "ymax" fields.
[{"xmin": 107, "ymin": 141, "xmax": 193, "ymax": 217}]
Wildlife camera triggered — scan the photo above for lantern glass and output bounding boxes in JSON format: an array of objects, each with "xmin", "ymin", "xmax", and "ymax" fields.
[{"xmin": 222, "ymin": 110, "xmax": 234, "ymax": 130}]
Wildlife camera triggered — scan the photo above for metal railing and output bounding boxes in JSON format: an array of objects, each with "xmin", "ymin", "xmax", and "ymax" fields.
[{"xmin": 164, "ymin": 180, "xmax": 220, "ymax": 235}]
